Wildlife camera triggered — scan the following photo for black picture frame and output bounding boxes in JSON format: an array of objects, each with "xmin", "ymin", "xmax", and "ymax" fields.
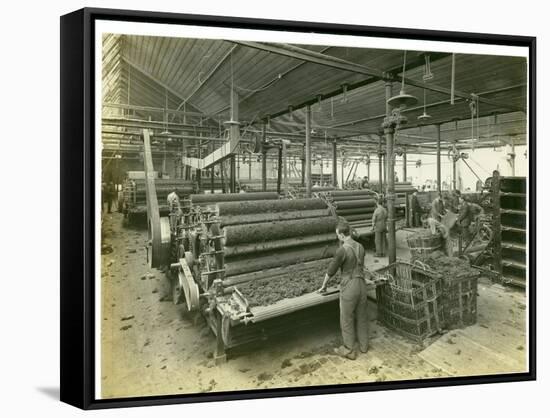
[{"xmin": 60, "ymin": 7, "xmax": 536, "ymax": 410}]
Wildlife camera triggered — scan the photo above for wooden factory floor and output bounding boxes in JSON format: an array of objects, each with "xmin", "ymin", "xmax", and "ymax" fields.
[{"xmin": 100, "ymin": 213, "xmax": 528, "ymax": 399}]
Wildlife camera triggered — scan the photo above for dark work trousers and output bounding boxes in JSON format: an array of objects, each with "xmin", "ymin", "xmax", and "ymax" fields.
[
  {"xmin": 374, "ymin": 231, "xmax": 386, "ymax": 256},
  {"xmin": 413, "ymin": 211, "xmax": 421, "ymax": 227},
  {"xmin": 339, "ymin": 278, "xmax": 369, "ymax": 352},
  {"xmin": 106, "ymin": 194, "xmax": 113, "ymax": 213}
]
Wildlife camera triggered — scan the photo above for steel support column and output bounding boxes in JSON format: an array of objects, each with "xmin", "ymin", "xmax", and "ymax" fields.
[
  {"xmin": 341, "ymin": 160, "xmax": 344, "ymax": 189},
  {"xmin": 332, "ymin": 140, "xmax": 338, "ymax": 188},
  {"xmin": 402, "ymin": 151, "xmax": 407, "ymax": 182},
  {"xmin": 384, "ymin": 81, "xmax": 396, "ymax": 264},
  {"xmin": 301, "ymin": 145, "xmax": 306, "ymax": 187},
  {"xmin": 220, "ymin": 162, "xmax": 226, "ymax": 193},
  {"xmin": 277, "ymin": 146, "xmax": 283, "ymax": 194},
  {"xmin": 378, "ymin": 138, "xmax": 383, "ymax": 194},
  {"xmin": 382, "ymin": 154, "xmax": 386, "ymax": 186},
  {"xmin": 436, "ymin": 124, "xmax": 441, "ymax": 193},
  {"xmin": 385, "ymin": 124, "xmax": 396, "ymax": 265},
  {"xmin": 196, "ymin": 140, "xmax": 202, "ymax": 190},
  {"xmin": 230, "ymin": 155, "xmax": 236, "ymax": 193},
  {"xmin": 261, "ymin": 123, "xmax": 268, "ymax": 192},
  {"xmin": 282, "ymin": 140, "xmax": 289, "ymax": 192},
  {"xmin": 210, "ymin": 166, "xmax": 214, "ymax": 193},
  {"xmin": 305, "ymin": 105, "xmax": 312, "ymax": 197}
]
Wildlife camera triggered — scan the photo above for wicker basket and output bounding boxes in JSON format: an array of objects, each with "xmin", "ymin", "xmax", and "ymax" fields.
[
  {"xmin": 376, "ymin": 262, "xmax": 443, "ymax": 343},
  {"xmin": 441, "ymin": 271, "xmax": 480, "ymax": 329},
  {"xmin": 407, "ymin": 233, "xmax": 442, "ymax": 258}
]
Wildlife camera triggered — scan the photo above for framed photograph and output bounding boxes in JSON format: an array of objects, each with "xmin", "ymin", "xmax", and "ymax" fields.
[{"xmin": 60, "ymin": 7, "xmax": 536, "ymax": 409}]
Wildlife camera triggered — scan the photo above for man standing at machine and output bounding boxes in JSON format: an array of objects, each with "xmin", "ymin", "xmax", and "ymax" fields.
[
  {"xmin": 318, "ymin": 219, "xmax": 369, "ymax": 360},
  {"xmin": 167, "ymin": 187, "xmax": 180, "ymax": 212},
  {"xmin": 105, "ymin": 181, "xmax": 116, "ymax": 214},
  {"xmin": 372, "ymin": 198, "xmax": 388, "ymax": 257}
]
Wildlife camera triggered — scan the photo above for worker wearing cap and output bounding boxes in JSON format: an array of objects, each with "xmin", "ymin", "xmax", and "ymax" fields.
[
  {"xmin": 318, "ymin": 219, "xmax": 369, "ymax": 360},
  {"xmin": 372, "ymin": 198, "xmax": 388, "ymax": 257}
]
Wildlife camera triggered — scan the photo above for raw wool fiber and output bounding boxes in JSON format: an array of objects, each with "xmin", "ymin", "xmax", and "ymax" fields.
[
  {"xmin": 415, "ymin": 251, "xmax": 479, "ymax": 279},
  {"xmin": 236, "ymin": 260, "xmax": 340, "ymax": 308},
  {"xmin": 415, "ymin": 251, "xmax": 480, "ymax": 329}
]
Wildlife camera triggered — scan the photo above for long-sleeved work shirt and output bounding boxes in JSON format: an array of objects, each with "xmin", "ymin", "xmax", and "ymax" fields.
[
  {"xmin": 326, "ymin": 237, "xmax": 365, "ymax": 286},
  {"xmin": 430, "ymin": 197, "xmax": 445, "ymax": 221}
]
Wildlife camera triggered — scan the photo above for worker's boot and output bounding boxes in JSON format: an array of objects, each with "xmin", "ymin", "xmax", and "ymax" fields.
[{"xmin": 334, "ymin": 346, "xmax": 357, "ymax": 360}]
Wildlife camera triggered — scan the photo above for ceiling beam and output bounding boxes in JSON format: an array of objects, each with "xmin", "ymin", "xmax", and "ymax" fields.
[
  {"xmin": 120, "ymin": 56, "xmax": 221, "ymax": 127},
  {"xmin": 333, "ymin": 84, "xmax": 526, "ymax": 133},
  {"xmin": 260, "ymin": 52, "xmax": 450, "ymax": 123},
  {"xmin": 234, "ymin": 41, "xmax": 525, "ymax": 114}
]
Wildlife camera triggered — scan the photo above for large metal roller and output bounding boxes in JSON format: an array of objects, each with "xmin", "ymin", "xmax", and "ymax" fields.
[
  {"xmin": 216, "ymin": 198, "xmax": 327, "ymax": 217},
  {"xmin": 334, "ymin": 199, "xmax": 376, "ymax": 210},
  {"xmin": 335, "ymin": 207, "xmax": 375, "ymax": 216},
  {"xmin": 343, "ymin": 214, "xmax": 373, "ymax": 222},
  {"xmin": 224, "ymin": 243, "xmax": 337, "ymax": 277},
  {"xmin": 331, "ymin": 195, "xmax": 377, "ymax": 202},
  {"xmin": 224, "ymin": 232, "xmax": 336, "ymax": 257},
  {"xmin": 219, "ymin": 208, "xmax": 330, "ymax": 227},
  {"xmin": 223, "ymin": 216, "xmax": 337, "ymax": 246},
  {"xmin": 190, "ymin": 192, "xmax": 278, "ymax": 204},
  {"xmin": 330, "ymin": 190, "xmax": 375, "ymax": 197}
]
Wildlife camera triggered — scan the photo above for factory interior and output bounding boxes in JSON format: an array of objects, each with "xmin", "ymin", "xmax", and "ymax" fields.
[{"xmin": 99, "ymin": 33, "xmax": 529, "ymax": 399}]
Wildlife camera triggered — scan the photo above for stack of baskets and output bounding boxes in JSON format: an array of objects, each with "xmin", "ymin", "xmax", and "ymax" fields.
[
  {"xmin": 376, "ymin": 262, "xmax": 443, "ymax": 343},
  {"xmin": 440, "ymin": 268, "xmax": 480, "ymax": 329},
  {"xmin": 412, "ymin": 251, "xmax": 480, "ymax": 330}
]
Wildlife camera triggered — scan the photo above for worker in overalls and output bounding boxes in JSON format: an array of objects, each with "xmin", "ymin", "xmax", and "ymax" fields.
[
  {"xmin": 318, "ymin": 220, "xmax": 369, "ymax": 360},
  {"xmin": 372, "ymin": 198, "xmax": 388, "ymax": 257},
  {"xmin": 105, "ymin": 181, "xmax": 116, "ymax": 214}
]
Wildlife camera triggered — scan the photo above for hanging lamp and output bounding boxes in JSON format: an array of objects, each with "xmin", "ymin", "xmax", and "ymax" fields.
[
  {"xmin": 387, "ymin": 51, "xmax": 418, "ymax": 109},
  {"xmin": 417, "ymin": 87, "xmax": 431, "ymax": 121}
]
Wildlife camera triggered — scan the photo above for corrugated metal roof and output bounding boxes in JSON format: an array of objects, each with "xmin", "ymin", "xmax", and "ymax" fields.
[{"xmin": 102, "ymin": 34, "xmax": 527, "ymax": 157}]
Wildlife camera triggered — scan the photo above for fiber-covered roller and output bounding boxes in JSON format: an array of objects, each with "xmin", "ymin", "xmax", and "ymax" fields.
[
  {"xmin": 223, "ymin": 216, "xmax": 337, "ymax": 246},
  {"xmin": 334, "ymin": 199, "xmax": 376, "ymax": 210},
  {"xmin": 190, "ymin": 192, "xmax": 279, "ymax": 204},
  {"xmin": 224, "ymin": 243, "xmax": 337, "ymax": 277},
  {"xmin": 219, "ymin": 208, "xmax": 330, "ymax": 227},
  {"xmin": 216, "ymin": 198, "xmax": 327, "ymax": 216}
]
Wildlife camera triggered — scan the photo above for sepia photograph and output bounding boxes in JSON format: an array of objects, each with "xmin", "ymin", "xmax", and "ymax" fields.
[{"xmin": 91, "ymin": 14, "xmax": 532, "ymax": 403}]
